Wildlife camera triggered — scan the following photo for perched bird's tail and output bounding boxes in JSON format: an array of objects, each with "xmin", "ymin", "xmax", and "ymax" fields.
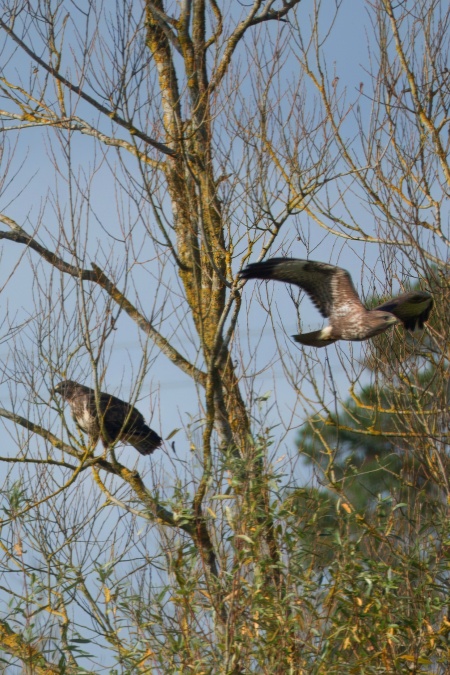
[
  {"xmin": 292, "ymin": 330, "xmax": 338, "ymax": 348},
  {"xmin": 128, "ymin": 428, "xmax": 162, "ymax": 455}
]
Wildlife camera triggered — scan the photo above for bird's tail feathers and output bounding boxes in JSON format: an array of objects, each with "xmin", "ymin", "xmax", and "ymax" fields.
[
  {"xmin": 292, "ymin": 330, "xmax": 338, "ymax": 348},
  {"xmin": 129, "ymin": 429, "xmax": 162, "ymax": 455}
]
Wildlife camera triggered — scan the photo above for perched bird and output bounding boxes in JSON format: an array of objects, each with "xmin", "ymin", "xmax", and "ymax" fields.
[
  {"xmin": 239, "ymin": 258, "xmax": 433, "ymax": 348},
  {"xmin": 53, "ymin": 380, "xmax": 162, "ymax": 455}
]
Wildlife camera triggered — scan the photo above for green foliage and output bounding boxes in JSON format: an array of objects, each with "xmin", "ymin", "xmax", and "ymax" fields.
[
  {"xmin": 298, "ymin": 381, "xmax": 427, "ymax": 511},
  {"xmin": 0, "ymin": 0, "xmax": 450, "ymax": 672}
]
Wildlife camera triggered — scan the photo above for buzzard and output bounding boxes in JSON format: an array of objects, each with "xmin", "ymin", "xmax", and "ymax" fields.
[
  {"xmin": 53, "ymin": 380, "xmax": 162, "ymax": 455},
  {"xmin": 239, "ymin": 258, "xmax": 433, "ymax": 348}
]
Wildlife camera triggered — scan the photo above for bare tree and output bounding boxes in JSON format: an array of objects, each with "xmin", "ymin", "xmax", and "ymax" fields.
[{"xmin": 0, "ymin": 0, "xmax": 448, "ymax": 672}]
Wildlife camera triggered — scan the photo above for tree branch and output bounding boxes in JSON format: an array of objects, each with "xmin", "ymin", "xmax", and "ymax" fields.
[
  {"xmin": 0, "ymin": 17, "xmax": 176, "ymax": 158},
  {"xmin": 0, "ymin": 224, "xmax": 207, "ymax": 387},
  {"xmin": 211, "ymin": 0, "xmax": 302, "ymax": 90},
  {"xmin": 0, "ymin": 618, "xmax": 92, "ymax": 675}
]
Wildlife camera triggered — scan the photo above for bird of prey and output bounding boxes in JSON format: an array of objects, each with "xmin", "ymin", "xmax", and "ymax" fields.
[
  {"xmin": 239, "ymin": 258, "xmax": 433, "ymax": 348},
  {"xmin": 53, "ymin": 380, "xmax": 162, "ymax": 455}
]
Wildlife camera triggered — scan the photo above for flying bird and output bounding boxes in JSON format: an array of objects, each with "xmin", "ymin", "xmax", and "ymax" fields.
[
  {"xmin": 53, "ymin": 380, "xmax": 162, "ymax": 455},
  {"xmin": 239, "ymin": 258, "xmax": 432, "ymax": 348}
]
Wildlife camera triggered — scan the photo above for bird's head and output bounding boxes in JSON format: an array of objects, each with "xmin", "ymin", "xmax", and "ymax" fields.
[
  {"xmin": 367, "ymin": 311, "xmax": 400, "ymax": 337},
  {"xmin": 52, "ymin": 380, "xmax": 80, "ymax": 400}
]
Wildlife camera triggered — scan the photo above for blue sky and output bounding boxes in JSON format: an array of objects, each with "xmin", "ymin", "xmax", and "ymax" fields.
[
  {"xmin": 0, "ymin": 1, "xmax": 446, "ymax": 668},
  {"xmin": 0, "ymin": 0, "xmax": 439, "ymax": 483}
]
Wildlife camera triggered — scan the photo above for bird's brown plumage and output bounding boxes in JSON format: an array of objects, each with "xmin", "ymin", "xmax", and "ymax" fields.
[
  {"xmin": 53, "ymin": 380, "xmax": 162, "ymax": 455},
  {"xmin": 239, "ymin": 258, "xmax": 432, "ymax": 347}
]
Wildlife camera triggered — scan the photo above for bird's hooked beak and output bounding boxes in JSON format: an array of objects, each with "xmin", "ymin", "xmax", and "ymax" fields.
[
  {"xmin": 52, "ymin": 382, "xmax": 67, "ymax": 397},
  {"xmin": 386, "ymin": 315, "xmax": 400, "ymax": 326}
]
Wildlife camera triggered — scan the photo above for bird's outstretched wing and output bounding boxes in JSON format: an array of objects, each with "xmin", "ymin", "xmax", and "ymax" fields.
[
  {"xmin": 239, "ymin": 258, "xmax": 364, "ymax": 319},
  {"xmin": 374, "ymin": 291, "xmax": 433, "ymax": 331}
]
